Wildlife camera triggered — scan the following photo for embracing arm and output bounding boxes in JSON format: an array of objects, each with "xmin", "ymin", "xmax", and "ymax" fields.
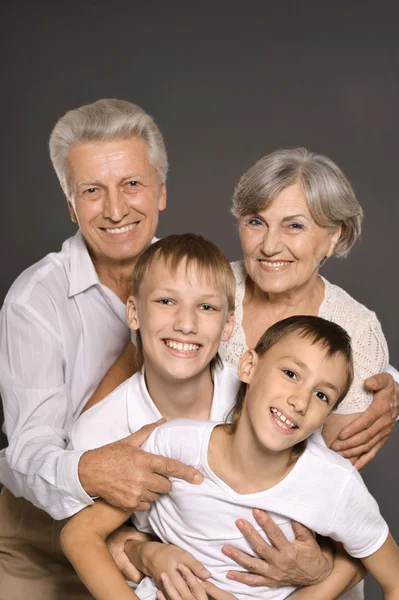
[
  {"xmin": 60, "ymin": 500, "xmax": 138, "ymax": 600},
  {"xmin": 361, "ymin": 534, "xmax": 399, "ymax": 598},
  {"xmin": 81, "ymin": 341, "xmax": 141, "ymax": 414},
  {"xmin": 0, "ymin": 301, "xmax": 92, "ymax": 518}
]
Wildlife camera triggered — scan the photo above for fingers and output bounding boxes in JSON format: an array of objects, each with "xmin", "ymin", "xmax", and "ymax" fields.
[
  {"xmin": 128, "ymin": 419, "xmax": 167, "ymax": 447},
  {"xmin": 177, "ymin": 564, "xmax": 208, "ymax": 600},
  {"xmin": 151, "ymin": 455, "xmax": 203, "ymax": 484},
  {"xmin": 182, "ymin": 557, "xmax": 211, "ymax": 580},
  {"xmin": 252, "ymin": 511, "xmax": 290, "ymax": 551},
  {"xmin": 119, "ymin": 555, "xmax": 144, "ymax": 583},
  {"xmin": 222, "ymin": 543, "xmax": 268, "ymax": 576},
  {"xmin": 336, "ymin": 427, "xmax": 391, "ymax": 458},
  {"xmin": 334, "ymin": 406, "xmax": 380, "ymax": 442},
  {"xmin": 160, "ymin": 567, "xmax": 206, "ymax": 600},
  {"xmin": 201, "ymin": 580, "xmax": 237, "ymax": 600},
  {"xmin": 364, "ymin": 373, "xmax": 394, "ymax": 393},
  {"xmin": 353, "ymin": 435, "xmax": 390, "ymax": 471},
  {"xmin": 226, "ymin": 571, "xmax": 268, "ymax": 587},
  {"xmin": 290, "ymin": 520, "xmax": 316, "ymax": 543}
]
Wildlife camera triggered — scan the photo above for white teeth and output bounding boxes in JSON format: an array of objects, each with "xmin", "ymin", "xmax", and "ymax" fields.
[
  {"xmin": 165, "ymin": 340, "xmax": 200, "ymax": 353},
  {"xmin": 260, "ymin": 260, "xmax": 291, "ymax": 267},
  {"xmin": 270, "ymin": 408, "xmax": 297, "ymax": 429},
  {"xmin": 105, "ymin": 223, "xmax": 136, "ymax": 234}
]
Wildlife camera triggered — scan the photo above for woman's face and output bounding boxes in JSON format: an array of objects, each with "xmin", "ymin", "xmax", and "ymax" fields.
[{"xmin": 238, "ymin": 182, "xmax": 341, "ymax": 297}]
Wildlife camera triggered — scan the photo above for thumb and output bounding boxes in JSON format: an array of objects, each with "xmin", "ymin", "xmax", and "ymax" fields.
[
  {"xmin": 291, "ymin": 520, "xmax": 314, "ymax": 542},
  {"xmin": 364, "ymin": 372, "xmax": 392, "ymax": 392},
  {"xmin": 127, "ymin": 419, "xmax": 166, "ymax": 447}
]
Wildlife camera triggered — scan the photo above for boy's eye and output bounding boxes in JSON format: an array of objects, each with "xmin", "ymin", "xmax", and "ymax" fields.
[
  {"xmin": 200, "ymin": 304, "xmax": 215, "ymax": 311},
  {"xmin": 283, "ymin": 369, "xmax": 297, "ymax": 379},
  {"xmin": 315, "ymin": 391, "xmax": 329, "ymax": 403},
  {"xmin": 157, "ymin": 299, "xmax": 173, "ymax": 306}
]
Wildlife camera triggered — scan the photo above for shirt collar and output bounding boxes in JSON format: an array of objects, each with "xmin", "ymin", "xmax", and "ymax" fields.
[{"xmin": 68, "ymin": 231, "xmax": 100, "ymax": 297}]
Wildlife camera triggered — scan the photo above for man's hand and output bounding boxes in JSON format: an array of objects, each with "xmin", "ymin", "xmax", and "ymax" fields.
[
  {"xmin": 78, "ymin": 420, "xmax": 203, "ymax": 510},
  {"xmin": 222, "ymin": 509, "xmax": 333, "ymax": 587},
  {"xmin": 331, "ymin": 373, "xmax": 398, "ymax": 470}
]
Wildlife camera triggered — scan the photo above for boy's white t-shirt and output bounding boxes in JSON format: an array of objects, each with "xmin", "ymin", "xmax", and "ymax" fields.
[
  {"xmin": 134, "ymin": 420, "xmax": 389, "ymax": 600},
  {"xmin": 69, "ymin": 362, "xmax": 240, "ymax": 451}
]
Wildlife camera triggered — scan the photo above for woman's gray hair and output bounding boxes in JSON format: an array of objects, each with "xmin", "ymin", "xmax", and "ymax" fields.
[
  {"xmin": 49, "ymin": 98, "xmax": 168, "ymax": 199},
  {"xmin": 232, "ymin": 148, "xmax": 363, "ymax": 257}
]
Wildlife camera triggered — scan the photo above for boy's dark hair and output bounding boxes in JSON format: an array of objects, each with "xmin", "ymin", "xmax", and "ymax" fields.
[
  {"xmin": 228, "ymin": 315, "xmax": 354, "ymax": 459},
  {"xmin": 132, "ymin": 233, "xmax": 236, "ymax": 370}
]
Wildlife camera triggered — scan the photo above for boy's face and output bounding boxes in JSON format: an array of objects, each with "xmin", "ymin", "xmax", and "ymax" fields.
[
  {"xmin": 239, "ymin": 333, "xmax": 349, "ymax": 453},
  {"xmin": 127, "ymin": 258, "xmax": 235, "ymax": 382}
]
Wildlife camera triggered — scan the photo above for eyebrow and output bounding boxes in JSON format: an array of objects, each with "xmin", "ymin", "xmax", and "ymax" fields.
[
  {"xmin": 152, "ymin": 288, "xmax": 224, "ymax": 301},
  {"xmin": 77, "ymin": 173, "xmax": 143, "ymax": 187},
  {"xmin": 281, "ymin": 214, "xmax": 309, "ymax": 223}
]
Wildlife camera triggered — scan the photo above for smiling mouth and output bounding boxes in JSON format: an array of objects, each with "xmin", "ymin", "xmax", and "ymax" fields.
[
  {"xmin": 101, "ymin": 223, "xmax": 138, "ymax": 235},
  {"xmin": 270, "ymin": 407, "xmax": 298, "ymax": 430},
  {"xmin": 163, "ymin": 339, "xmax": 201, "ymax": 354},
  {"xmin": 259, "ymin": 260, "xmax": 293, "ymax": 269}
]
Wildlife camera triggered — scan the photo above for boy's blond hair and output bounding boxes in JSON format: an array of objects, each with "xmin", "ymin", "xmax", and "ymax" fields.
[{"xmin": 132, "ymin": 233, "xmax": 236, "ymax": 370}]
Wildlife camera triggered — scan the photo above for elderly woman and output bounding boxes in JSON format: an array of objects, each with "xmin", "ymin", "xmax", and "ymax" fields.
[{"xmin": 220, "ymin": 148, "xmax": 396, "ymax": 457}]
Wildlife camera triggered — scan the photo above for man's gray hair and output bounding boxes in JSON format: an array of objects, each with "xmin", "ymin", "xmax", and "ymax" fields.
[
  {"xmin": 49, "ymin": 99, "xmax": 168, "ymax": 199},
  {"xmin": 232, "ymin": 148, "xmax": 363, "ymax": 257}
]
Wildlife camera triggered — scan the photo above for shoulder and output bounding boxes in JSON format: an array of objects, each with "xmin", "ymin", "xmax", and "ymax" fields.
[
  {"xmin": 145, "ymin": 419, "xmax": 216, "ymax": 464},
  {"xmin": 229, "ymin": 261, "xmax": 247, "ymax": 289},
  {"xmin": 69, "ymin": 375, "xmax": 138, "ymax": 450},
  {"xmin": 321, "ymin": 277, "xmax": 381, "ymax": 329},
  {"xmin": 305, "ymin": 434, "xmax": 359, "ymax": 474},
  {"xmin": 3, "ymin": 237, "xmax": 73, "ymax": 308}
]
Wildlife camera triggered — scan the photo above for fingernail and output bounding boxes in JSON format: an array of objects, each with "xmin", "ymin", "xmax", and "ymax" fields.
[
  {"xmin": 333, "ymin": 442, "xmax": 341, "ymax": 450},
  {"xmin": 200, "ymin": 568, "xmax": 211, "ymax": 578},
  {"xmin": 226, "ymin": 573, "xmax": 235, "ymax": 580},
  {"xmin": 253, "ymin": 508, "xmax": 262, "ymax": 517},
  {"xmin": 368, "ymin": 377, "xmax": 377, "ymax": 387},
  {"xmin": 193, "ymin": 473, "xmax": 203, "ymax": 483},
  {"xmin": 236, "ymin": 519, "xmax": 245, "ymax": 528},
  {"xmin": 222, "ymin": 546, "xmax": 231, "ymax": 555}
]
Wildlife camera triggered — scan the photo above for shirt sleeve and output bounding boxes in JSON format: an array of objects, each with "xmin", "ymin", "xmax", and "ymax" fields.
[
  {"xmin": 326, "ymin": 470, "xmax": 389, "ymax": 558},
  {"xmin": 0, "ymin": 301, "xmax": 93, "ymax": 519},
  {"xmin": 334, "ymin": 312, "xmax": 389, "ymax": 415},
  {"xmin": 386, "ymin": 364, "xmax": 399, "ymax": 383}
]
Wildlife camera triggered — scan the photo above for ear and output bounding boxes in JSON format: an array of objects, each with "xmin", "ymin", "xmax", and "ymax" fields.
[
  {"xmin": 126, "ymin": 296, "xmax": 140, "ymax": 331},
  {"xmin": 326, "ymin": 224, "xmax": 342, "ymax": 258},
  {"xmin": 67, "ymin": 201, "xmax": 78, "ymax": 223},
  {"xmin": 238, "ymin": 349, "xmax": 259, "ymax": 384},
  {"xmin": 158, "ymin": 184, "xmax": 167, "ymax": 212},
  {"xmin": 221, "ymin": 311, "xmax": 235, "ymax": 342}
]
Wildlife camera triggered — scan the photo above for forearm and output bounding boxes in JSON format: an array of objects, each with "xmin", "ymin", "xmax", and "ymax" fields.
[
  {"xmin": 3, "ymin": 440, "xmax": 93, "ymax": 519},
  {"xmin": 290, "ymin": 544, "xmax": 365, "ymax": 599},
  {"xmin": 61, "ymin": 524, "xmax": 138, "ymax": 600},
  {"xmin": 81, "ymin": 342, "xmax": 141, "ymax": 414}
]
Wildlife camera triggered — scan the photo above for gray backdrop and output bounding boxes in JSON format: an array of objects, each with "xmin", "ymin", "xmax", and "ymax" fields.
[{"xmin": 1, "ymin": 2, "xmax": 398, "ymax": 598}]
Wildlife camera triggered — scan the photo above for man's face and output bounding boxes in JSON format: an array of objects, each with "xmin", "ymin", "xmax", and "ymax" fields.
[
  {"xmin": 67, "ymin": 137, "xmax": 166, "ymax": 267},
  {"xmin": 127, "ymin": 259, "xmax": 235, "ymax": 383},
  {"xmin": 239, "ymin": 333, "xmax": 349, "ymax": 453}
]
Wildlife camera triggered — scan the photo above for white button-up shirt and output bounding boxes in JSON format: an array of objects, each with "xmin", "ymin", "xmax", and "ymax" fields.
[{"xmin": 0, "ymin": 231, "xmax": 131, "ymax": 519}]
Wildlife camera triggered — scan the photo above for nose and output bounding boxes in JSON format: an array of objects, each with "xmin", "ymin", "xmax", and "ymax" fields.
[
  {"xmin": 261, "ymin": 227, "xmax": 283, "ymax": 256},
  {"xmin": 173, "ymin": 306, "xmax": 198, "ymax": 335},
  {"xmin": 103, "ymin": 189, "xmax": 129, "ymax": 223},
  {"xmin": 287, "ymin": 389, "xmax": 310, "ymax": 416}
]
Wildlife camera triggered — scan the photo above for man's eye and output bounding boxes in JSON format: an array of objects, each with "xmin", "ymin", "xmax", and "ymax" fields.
[
  {"xmin": 127, "ymin": 181, "xmax": 138, "ymax": 187},
  {"xmin": 283, "ymin": 369, "xmax": 297, "ymax": 379},
  {"xmin": 315, "ymin": 391, "xmax": 329, "ymax": 403},
  {"xmin": 84, "ymin": 188, "xmax": 98, "ymax": 194}
]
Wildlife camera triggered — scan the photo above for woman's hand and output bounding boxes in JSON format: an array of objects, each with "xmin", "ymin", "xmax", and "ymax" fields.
[
  {"xmin": 222, "ymin": 509, "xmax": 333, "ymax": 587},
  {"xmin": 106, "ymin": 526, "xmax": 150, "ymax": 582},
  {"xmin": 155, "ymin": 568, "xmax": 238, "ymax": 600},
  {"xmin": 139, "ymin": 542, "xmax": 211, "ymax": 600},
  {"xmin": 331, "ymin": 373, "xmax": 398, "ymax": 470}
]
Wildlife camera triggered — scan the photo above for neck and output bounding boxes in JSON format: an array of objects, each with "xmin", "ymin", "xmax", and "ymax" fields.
[
  {"xmin": 144, "ymin": 363, "xmax": 215, "ymax": 421},
  {"xmin": 212, "ymin": 416, "xmax": 296, "ymax": 494},
  {"xmin": 94, "ymin": 257, "xmax": 138, "ymax": 303},
  {"xmin": 246, "ymin": 272, "xmax": 324, "ymax": 320}
]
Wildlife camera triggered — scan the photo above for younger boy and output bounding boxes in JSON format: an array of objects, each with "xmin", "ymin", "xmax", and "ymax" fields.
[{"xmin": 63, "ymin": 311, "xmax": 399, "ymax": 600}]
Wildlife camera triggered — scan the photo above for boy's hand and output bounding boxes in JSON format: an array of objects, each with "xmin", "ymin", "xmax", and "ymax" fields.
[
  {"xmin": 78, "ymin": 420, "xmax": 203, "ymax": 510},
  {"xmin": 331, "ymin": 373, "xmax": 398, "ymax": 470},
  {"xmin": 222, "ymin": 509, "xmax": 333, "ymax": 587},
  {"xmin": 106, "ymin": 526, "xmax": 150, "ymax": 582}
]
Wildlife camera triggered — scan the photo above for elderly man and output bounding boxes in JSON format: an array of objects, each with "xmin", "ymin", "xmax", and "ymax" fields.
[{"xmin": 0, "ymin": 99, "xmax": 201, "ymax": 600}]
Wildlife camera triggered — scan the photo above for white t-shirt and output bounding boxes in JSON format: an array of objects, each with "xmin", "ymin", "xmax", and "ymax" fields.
[
  {"xmin": 134, "ymin": 420, "xmax": 389, "ymax": 600},
  {"xmin": 69, "ymin": 362, "xmax": 240, "ymax": 451}
]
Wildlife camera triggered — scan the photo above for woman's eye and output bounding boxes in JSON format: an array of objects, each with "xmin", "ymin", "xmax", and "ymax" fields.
[
  {"xmin": 247, "ymin": 218, "xmax": 263, "ymax": 226},
  {"xmin": 315, "ymin": 391, "xmax": 329, "ymax": 403},
  {"xmin": 287, "ymin": 222, "xmax": 304, "ymax": 230},
  {"xmin": 283, "ymin": 369, "xmax": 297, "ymax": 379}
]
